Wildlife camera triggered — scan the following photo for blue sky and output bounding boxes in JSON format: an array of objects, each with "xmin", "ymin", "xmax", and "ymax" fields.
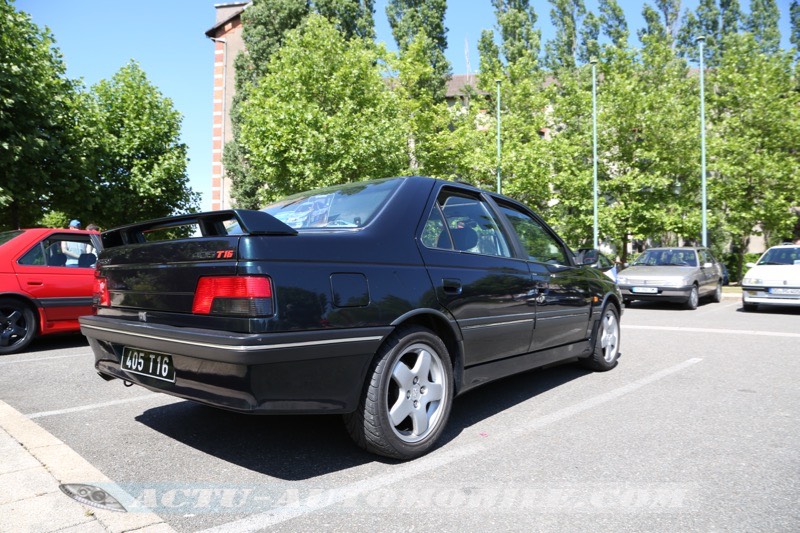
[{"xmin": 15, "ymin": 0, "xmax": 794, "ymax": 211}]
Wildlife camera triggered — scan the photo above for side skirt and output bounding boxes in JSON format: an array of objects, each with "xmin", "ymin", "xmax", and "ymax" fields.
[{"xmin": 459, "ymin": 340, "xmax": 592, "ymax": 395}]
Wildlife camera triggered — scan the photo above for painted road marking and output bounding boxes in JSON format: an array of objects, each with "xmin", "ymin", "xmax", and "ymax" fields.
[{"xmin": 623, "ymin": 325, "xmax": 800, "ymax": 338}]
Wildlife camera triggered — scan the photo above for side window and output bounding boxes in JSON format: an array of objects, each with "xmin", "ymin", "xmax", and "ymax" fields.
[
  {"xmin": 424, "ymin": 190, "xmax": 512, "ymax": 258},
  {"xmin": 19, "ymin": 235, "xmax": 96, "ymax": 268},
  {"xmin": 421, "ymin": 205, "xmax": 451, "ymax": 249},
  {"xmin": 18, "ymin": 243, "xmax": 46, "ymax": 266},
  {"xmin": 497, "ymin": 204, "xmax": 569, "ymax": 265}
]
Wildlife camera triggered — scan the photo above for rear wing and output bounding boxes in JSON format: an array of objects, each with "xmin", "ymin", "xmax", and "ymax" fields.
[{"xmin": 101, "ymin": 209, "xmax": 297, "ymax": 249}]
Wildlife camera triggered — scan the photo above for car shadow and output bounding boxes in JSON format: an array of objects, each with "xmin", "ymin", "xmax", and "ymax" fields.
[
  {"xmin": 736, "ymin": 305, "xmax": 800, "ymax": 316},
  {"xmin": 134, "ymin": 360, "xmax": 590, "ymax": 480},
  {"xmin": 624, "ymin": 300, "xmax": 716, "ymax": 310},
  {"xmin": 25, "ymin": 333, "xmax": 89, "ymax": 354}
]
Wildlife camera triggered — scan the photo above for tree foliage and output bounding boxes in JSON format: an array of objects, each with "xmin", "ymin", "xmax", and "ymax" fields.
[
  {"xmin": 0, "ymin": 0, "xmax": 82, "ymax": 229},
  {"xmin": 222, "ymin": 0, "xmax": 800, "ymax": 266},
  {"xmin": 236, "ymin": 15, "xmax": 407, "ymax": 206},
  {"xmin": 80, "ymin": 62, "xmax": 198, "ymax": 228},
  {"xmin": 386, "ymin": 0, "xmax": 450, "ymax": 100}
]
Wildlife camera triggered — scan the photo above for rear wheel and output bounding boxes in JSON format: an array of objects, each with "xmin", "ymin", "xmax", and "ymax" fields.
[
  {"xmin": 580, "ymin": 305, "xmax": 621, "ymax": 372},
  {"xmin": 344, "ymin": 326, "xmax": 453, "ymax": 460},
  {"xmin": 0, "ymin": 298, "xmax": 37, "ymax": 355},
  {"xmin": 685, "ymin": 286, "xmax": 699, "ymax": 310}
]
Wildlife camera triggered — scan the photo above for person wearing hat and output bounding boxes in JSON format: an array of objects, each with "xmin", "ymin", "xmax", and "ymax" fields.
[{"xmin": 62, "ymin": 219, "xmax": 85, "ymax": 265}]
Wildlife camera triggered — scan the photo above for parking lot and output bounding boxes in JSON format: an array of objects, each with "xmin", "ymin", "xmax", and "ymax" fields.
[{"xmin": 2, "ymin": 296, "xmax": 799, "ymax": 532}]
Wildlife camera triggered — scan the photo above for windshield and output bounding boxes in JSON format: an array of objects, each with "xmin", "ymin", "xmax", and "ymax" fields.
[
  {"xmin": 632, "ymin": 249, "xmax": 698, "ymax": 267},
  {"xmin": 758, "ymin": 247, "xmax": 800, "ymax": 266},
  {"xmin": 261, "ymin": 178, "xmax": 404, "ymax": 230}
]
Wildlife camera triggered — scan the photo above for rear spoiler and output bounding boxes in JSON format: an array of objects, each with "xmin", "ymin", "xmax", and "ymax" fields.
[{"xmin": 101, "ymin": 209, "xmax": 297, "ymax": 248}]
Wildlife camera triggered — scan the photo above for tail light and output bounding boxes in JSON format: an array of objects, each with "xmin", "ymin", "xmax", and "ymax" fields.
[
  {"xmin": 93, "ymin": 272, "xmax": 110, "ymax": 308},
  {"xmin": 192, "ymin": 276, "xmax": 273, "ymax": 316}
]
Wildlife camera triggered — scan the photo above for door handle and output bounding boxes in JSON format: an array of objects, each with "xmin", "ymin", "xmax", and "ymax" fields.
[
  {"xmin": 26, "ymin": 280, "xmax": 43, "ymax": 286},
  {"xmin": 442, "ymin": 278, "xmax": 462, "ymax": 295}
]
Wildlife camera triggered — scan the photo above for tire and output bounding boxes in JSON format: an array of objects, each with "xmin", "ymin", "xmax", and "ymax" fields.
[
  {"xmin": 344, "ymin": 325, "xmax": 453, "ymax": 460},
  {"xmin": 685, "ymin": 286, "xmax": 699, "ymax": 310},
  {"xmin": 0, "ymin": 298, "xmax": 38, "ymax": 355},
  {"xmin": 711, "ymin": 283, "xmax": 722, "ymax": 303},
  {"xmin": 580, "ymin": 304, "xmax": 621, "ymax": 372}
]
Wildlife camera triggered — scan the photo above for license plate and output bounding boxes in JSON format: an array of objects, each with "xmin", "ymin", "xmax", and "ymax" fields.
[
  {"xmin": 632, "ymin": 287, "xmax": 658, "ymax": 294},
  {"xmin": 769, "ymin": 287, "xmax": 800, "ymax": 295},
  {"xmin": 121, "ymin": 347, "xmax": 176, "ymax": 383}
]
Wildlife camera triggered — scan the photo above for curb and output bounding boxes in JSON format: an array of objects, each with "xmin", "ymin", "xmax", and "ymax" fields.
[{"xmin": 0, "ymin": 400, "xmax": 175, "ymax": 533}]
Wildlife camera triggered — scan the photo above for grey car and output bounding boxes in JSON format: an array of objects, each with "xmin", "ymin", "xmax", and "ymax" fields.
[{"xmin": 617, "ymin": 247, "xmax": 723, "ymax": 309}]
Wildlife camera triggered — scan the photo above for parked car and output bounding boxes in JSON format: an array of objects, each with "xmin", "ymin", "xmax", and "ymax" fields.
[
  {"xmin": 1, "ymin": 228, "xmax": 101, "ymax": 354},
  {"xmin": 741, "ymin": 243, "xmax": 800, "ymax": 312},
  {"xmin": 575, "ymin": 248, "xmax": 618, "ymax": 283},
  {"xmin": 80, "ymin": 177, "xmax": 623, "ymax": 460},
  {"xmin": 617, "ymin": 247, "xmax": 723, "ymax": 309}
]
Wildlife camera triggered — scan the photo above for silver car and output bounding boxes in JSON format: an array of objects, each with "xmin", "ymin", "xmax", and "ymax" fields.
[{"xmin": 617, "ymin": 247, "xmax": 723, "ymax": 309}]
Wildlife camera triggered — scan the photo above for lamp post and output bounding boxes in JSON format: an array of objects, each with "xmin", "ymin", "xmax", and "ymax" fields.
[
  {"xmin": 591, "ymin": 57, "xmax": 599, "ymax": 249},
  {"xmin": 696, "ymin": 35, "xmax": 707, "ymax": 247},
  {"xmin": 496, "ymin": 79, "xmax": 502, "ymax": 194}
]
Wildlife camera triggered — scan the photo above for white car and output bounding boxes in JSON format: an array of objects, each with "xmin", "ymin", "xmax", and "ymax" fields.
[{"xmin": 741, "ymin": 244, "xmax": 800, "ymax": 311}]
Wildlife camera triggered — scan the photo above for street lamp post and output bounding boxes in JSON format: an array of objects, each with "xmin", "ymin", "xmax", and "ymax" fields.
[
  {"xmin": 496, "ymin": 79, "xmax": 502, "ymax": 194},
  {"xmin": 697, "ymin": 36, "xmax": 708, "ymax": 247},
  {"xmin": 591, "ymin": 57, "xmax": 599, "ymax": 250}
]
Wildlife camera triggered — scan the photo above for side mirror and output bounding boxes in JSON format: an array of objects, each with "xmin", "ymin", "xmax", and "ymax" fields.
[
  {"xmin": 703, "ymin": 262, "xmax": 713, "ymax": 268},
  {"xmin": 745, "ymin": 262, "xmax": 756, "ymax": 268},
  {"xmin": 579, "ymin": 249, "xmax": 599, "ymax": 265}
]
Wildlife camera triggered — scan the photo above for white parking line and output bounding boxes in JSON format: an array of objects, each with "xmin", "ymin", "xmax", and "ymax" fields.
[
  {"xmin": 0, "ymin": 352, "xmax": 91, "ymax": 366},
  {"xmin": 623, "ymin": 325, "xmax": 800, "ymax": 338},
  {"xmin": 26, "ymin": 394, "xmax": 168, "ymax": 419},
  {"xmin": 198, "ymin": 358, "xmax": 703, "ymax": 533}
]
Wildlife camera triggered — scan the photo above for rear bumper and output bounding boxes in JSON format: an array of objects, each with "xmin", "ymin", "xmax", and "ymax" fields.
[{"xmin": 80, "ymin": 315, "xmax": 392, "ymax": 414}]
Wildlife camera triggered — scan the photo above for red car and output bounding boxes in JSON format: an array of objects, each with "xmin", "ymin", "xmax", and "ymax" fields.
[{"xmin": 1, "ymin": 228, "xmax": 101, "ymax": 354}]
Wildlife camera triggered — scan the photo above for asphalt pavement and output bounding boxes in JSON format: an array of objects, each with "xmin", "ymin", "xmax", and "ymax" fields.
[{"xmin": 0, "ymin": 293, "xmax": 797, "ymax": 533}]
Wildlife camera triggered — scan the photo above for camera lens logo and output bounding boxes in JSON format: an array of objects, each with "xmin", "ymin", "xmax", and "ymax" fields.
[{"xmin": 59, "ymin": 483, "xmax": 126, "ymax": 512}]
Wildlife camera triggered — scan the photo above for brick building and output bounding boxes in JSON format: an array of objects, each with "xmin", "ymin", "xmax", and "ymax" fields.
[{"xmin": 205, "ymin": 2, "xmax": 247, "ymax": 211}]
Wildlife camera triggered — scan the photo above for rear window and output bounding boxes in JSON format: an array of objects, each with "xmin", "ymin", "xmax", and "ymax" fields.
[
  {"xmin": 0, "ymin": 230, "xmax": 24, "ymax": 247},
  {"xmin": 262, "ymin": 178, "xmax": 403, "ymax": 229}
]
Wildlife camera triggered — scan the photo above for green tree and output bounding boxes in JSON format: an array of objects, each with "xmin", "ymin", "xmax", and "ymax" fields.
[
  {"xmin": 0, "ymin": 0, "xmax": 83, "ymax": 229},
  {"xmin": 226, "ymin": 0, "xmax": 379, "ymax": 202},
  {"xmin": 236, "ymin": 15, "xmax": 407, "ymax": 205},
  {"xmin": 599, "ymin": 0, "xmax": 628, "ymax": 48},
  {"xmin": 709, "ymin": 34, "xmax": 800, "ymax": 264},
  {"xmin": 82, "ymin": 62, "xmax": 198, "ymax": 227},
  {"xmin": 386, "ymin": 0, "xmax": 450, "ymax": 100},
  {"xmin": 578, "ymin": 11, "xmax": 600, "ymax": 63},
  {"xmin": 316, "ymin": 0, "xmax": 376, "ymax": 40},
  {"xmin": 492, "ymin": 0, "xmax": 541, "ymax": 68},
  {"xmin": 392, "ymin": 33, "xmax": 457, "ymax": 175},
  {"xmin": 545, "ymin": 0, "xmax": 586, "ymax": 70},
  {"xmin": 745, "ymin": 0, "xmax": 780, "ymax": 54},
  {"xmin": 791, "ymin": 0, "xmax": 800, "ymax": 53}
]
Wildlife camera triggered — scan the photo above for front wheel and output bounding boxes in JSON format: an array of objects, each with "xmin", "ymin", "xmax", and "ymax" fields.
[
  {"xmin": 344, "ymin": 326, "xmax": 453, "ymax": 460},
  {"xmin": 580, "ymin": 305, "xmax": 621, "ymax": 372},
  {"xmin": 0, "ymin": 298, "xmax": 38, "ymax": 355},
  {"xmin": 711, "ymin": 283, "xmax": 722, "ymax": 303},
  {"xmin": 685, "ymin": 286, "xmax": 699, "ymax": 310}
]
